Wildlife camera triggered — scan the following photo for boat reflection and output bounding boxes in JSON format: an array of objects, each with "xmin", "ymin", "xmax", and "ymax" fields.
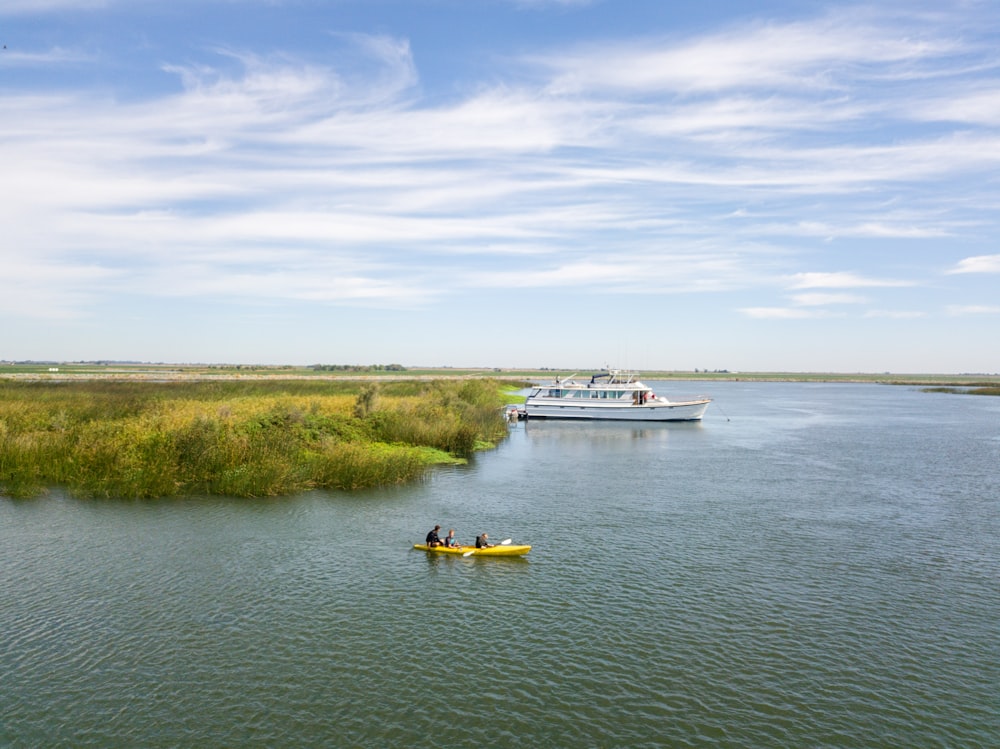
[{"xmin": 521, "ymin": 418, "xmax": 704, "ymax": 443}]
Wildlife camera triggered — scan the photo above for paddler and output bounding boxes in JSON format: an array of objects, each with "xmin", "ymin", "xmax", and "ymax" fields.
[{"xmin": 425, "ymin": 525, "xmax": 443, "ymax": 548}]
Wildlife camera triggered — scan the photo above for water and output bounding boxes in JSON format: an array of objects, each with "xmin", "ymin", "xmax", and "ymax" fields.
[{"xmin": 2, "ymin": 382, "xmax": 998, "ymax": 747}]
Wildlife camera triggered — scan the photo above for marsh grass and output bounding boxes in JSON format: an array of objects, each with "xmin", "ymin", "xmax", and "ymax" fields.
[
  {"xmin": 922, "ymin": 386, "xmax": 1000, "ymax": 396},
  {"xmin": 0, "ymin": 379, "xmax": 510, "ymax": 499}
]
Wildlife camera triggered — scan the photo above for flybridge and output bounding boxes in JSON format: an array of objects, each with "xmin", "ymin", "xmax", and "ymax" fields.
[{"xmin": 588, "ymin": 369, "xmax": 638, "ymax": 385}]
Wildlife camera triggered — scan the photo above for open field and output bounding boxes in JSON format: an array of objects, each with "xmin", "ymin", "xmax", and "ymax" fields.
[{"xmin": 2, "ymin": 362, "xmax": 998, "ymax": 387}]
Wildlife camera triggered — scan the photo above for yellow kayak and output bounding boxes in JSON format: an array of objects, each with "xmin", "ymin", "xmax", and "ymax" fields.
[{"xmin": 413, "ymin": 543, "xmax": 531, "ymax": 557}]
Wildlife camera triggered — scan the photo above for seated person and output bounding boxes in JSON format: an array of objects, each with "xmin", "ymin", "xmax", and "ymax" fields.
[
  {"xmin": 475, "ymin": 533, "xmax": 493, "ymax": 549},
  {"xmin": 443, "ymin": 529, "xmax": 459, "ymax": 547},
  {"xmin": 425, "ymin": 525, "xmax": 442, "ymax": 547}
]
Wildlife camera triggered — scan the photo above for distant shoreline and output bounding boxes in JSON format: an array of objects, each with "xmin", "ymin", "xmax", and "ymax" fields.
[{"xmin": 1, "ymin": 364, "xmax": 997, "ymax": 387}]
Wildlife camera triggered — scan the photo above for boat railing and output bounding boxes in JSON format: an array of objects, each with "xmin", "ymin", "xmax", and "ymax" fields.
[
  {"xmin": 609, "ymin": 369, "xmax": 638, "ymax": 385},
  {"xmin": 660, "ymin": 394, "xmax": 713, "ymax": 403}
]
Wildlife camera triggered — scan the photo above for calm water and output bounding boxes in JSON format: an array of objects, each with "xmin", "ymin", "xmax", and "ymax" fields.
[{"xmin": 2, "ymin": 382, "xmax": 998, "ymax": 748}]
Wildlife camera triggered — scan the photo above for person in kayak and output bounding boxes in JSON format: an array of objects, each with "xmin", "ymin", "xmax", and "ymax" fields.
[
  {"xmin": 425, "ymin": 525, "xmax": 443, "ymax": 547},
  {"xmin": 475, "ymin": 533, "xmax": 493, "ymax": 549},
  {"xmin": 442, "ymin": 529, "xmax": 459, "ymax": 548}
]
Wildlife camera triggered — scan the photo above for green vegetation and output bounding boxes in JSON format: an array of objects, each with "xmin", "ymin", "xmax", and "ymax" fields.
[
  {"xmin": 501, "ymin": 385, "xmax": 527, "ymax": 405},
  {"xmin": 922, "ymin": 386, "xmax": 1000, "ymax": 396},
  {"xmin": 311, "ymin": 363, "xmax": 407, "ymax": 372},
  {"xmin": 4, "ymin": 361, "xmax": 996, "ymax": 386},
  {"xmin": 0, "ymin": 379, "xmax": 514, "ymax": 499}
]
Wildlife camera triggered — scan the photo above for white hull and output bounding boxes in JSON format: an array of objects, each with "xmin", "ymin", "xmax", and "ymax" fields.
[
  {"xmin": 524, "ymin": 399, "xmax": 710, "ymax": 421},
  {"xmin": 523, "ymin": 369, "xmax": 711, "ymax": 422}
]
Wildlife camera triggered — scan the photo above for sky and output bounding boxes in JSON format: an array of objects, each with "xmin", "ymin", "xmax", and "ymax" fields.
[{"xmin": 2, "ymin": 0, "xmax": 999, "ymax": 373}]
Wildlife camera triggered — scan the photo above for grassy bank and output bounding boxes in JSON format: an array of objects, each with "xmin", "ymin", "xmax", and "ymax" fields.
[
  {"xmin": 0, "ymin": 379, "xmax": 517, "ymax": 499},
  {"xmin": 922, "ymin": 386, "xmax": 1000, "ymax": 396}
]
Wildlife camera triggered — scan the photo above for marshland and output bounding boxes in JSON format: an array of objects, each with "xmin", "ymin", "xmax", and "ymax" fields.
[{"xmin": 0, "ymin": 378, "xmax": 522, "ymax": 499}]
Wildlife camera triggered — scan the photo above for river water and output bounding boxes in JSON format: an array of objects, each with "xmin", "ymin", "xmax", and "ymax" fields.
[{"xmin": 2, "ymin": 382, "xmax": 998, "ymax": 748}]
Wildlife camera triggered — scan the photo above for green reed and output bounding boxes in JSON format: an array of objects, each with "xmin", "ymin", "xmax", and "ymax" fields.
[
  {"xmin": 922, "ymin": 386, "xmax": 1000, "ymax": 396},
  {"xmin": 0, "ymin": 379, "xmax": 512, "ymax": 499}
]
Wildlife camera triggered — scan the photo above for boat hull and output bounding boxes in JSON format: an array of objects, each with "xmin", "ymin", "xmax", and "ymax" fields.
[
  {"xmin": 523, "ymin": 399, "xmax": 710, "ymax": 421},
  {"xmin": 413, "ymin": 543, "xmax": 531, "ymax": 557}
]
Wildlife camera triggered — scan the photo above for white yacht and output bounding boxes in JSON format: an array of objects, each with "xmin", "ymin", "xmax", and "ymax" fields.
[{"xmin": 523, "ymin": 369, "xmax": 711, "ymax": 421}]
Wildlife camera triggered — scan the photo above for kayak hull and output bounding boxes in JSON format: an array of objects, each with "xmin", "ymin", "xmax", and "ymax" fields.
[{"xmin": 413, "ymin": 543, "xmax": 531, "ymax": 557}]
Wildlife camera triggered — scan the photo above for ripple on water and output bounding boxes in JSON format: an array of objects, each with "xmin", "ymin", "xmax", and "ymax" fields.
[{"xmin": 3, "ymin": 383, "xmax": 999, "ymax": 747}]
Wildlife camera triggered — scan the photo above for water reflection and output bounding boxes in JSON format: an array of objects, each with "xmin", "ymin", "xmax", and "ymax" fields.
[
  {"xmin": 417, "ymin": 549, "xmax": 531, "ymax": 568},
  {"xmin": 521, "ymin": 418, "xmax": 704, "ymax": 443}
]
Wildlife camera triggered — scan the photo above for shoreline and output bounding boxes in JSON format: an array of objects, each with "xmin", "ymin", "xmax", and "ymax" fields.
[{"xmin": 2, "ymin": 368, "xmax": 998, "ymax": 387}]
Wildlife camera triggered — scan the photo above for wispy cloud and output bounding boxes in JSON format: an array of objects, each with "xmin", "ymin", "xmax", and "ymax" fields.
[
  {"xmin": 0, "ymin": 46, "xmax": 94, "ymax": 64},
  {"xmin": 946, "ymin": 254, "xmax": 1000, "ymax": 274},
  {"xmin": 0, "ymin": 3, "xmax": 997, "ymax": 338},
  {"xmin": 787, "ymin": 272, "xmax": 914, "ymax": 289},
  {"xmin": 741, "ymin": 289, "xmax": 871, "ymax": 320},
  {"xmin": 0, "ymin": 0, "xmax": 107, "ymax": 14},
  {"xmin": 536, "ymin": 12, "xmax": 960, "ymax": 95},
  {"xmin": 864, "ymin": 309, "xmax": 927, "ymax": 319},
  {"xmin": 947, "ymin": 304, "xmax": 1000, "ymax": 316},
  {"xmin": 790, "ymin": 292, "xmax": 866, "ymax": 306},
  {"xmin": 739, "ymin": 307, "xmax": 836, "ymax": 319}
]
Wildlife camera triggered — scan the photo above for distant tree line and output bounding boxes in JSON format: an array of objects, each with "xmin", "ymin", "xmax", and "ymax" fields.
[
  {"xmin": 311, "ymin": 364, "xmax": 407, "ymax": 372},
  {"xmin": 209, "ymin": 364, "xmax": 297, "ymax": 370}
]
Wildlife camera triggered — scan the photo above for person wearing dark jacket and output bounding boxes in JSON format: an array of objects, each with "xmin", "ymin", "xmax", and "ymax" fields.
[
  {"xmin": 426, "ymin": 525, "xmax": 442, "ymax": 547},
  {"xmin": 475, "ymin": 533, "xmax": 493, "ymax": 549}
]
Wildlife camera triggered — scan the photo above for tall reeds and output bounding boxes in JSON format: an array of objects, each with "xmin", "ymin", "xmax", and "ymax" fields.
[{"xmin": 0, "ymin": 378, "xmax": 514, "ymax": 499}]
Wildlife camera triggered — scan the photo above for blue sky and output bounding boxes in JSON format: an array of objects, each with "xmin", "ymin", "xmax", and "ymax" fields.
[{"xmin": 2, "ymin": 0, "xmax": 999, "ymax": 373}]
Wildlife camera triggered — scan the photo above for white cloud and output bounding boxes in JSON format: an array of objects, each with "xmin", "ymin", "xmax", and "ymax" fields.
[
  {"xmin": 537, "ymin": 13, "xmax": 957, "ymax": 95},
  {"xmin": 946, "ymin": 254, "xmax": 1000, "ymax": 274},
  {"xmin": 864, "ymin": 309, "xmax": 927, "ymax": 319},
  {"xmin": 0, "ymin": 259, "xmax": 121, "ymax": 319},
  {"xmin": 0, "ymin": 5, "xmax": 997, "ymax": 334},
  {"xmin": 947, "ymin": 305, "xmax": 1000, "ymax": 316},
  {"xmin": 463, "ymin": 250, "xmax": 743, "ymax": 293},
  {"xmin": 0, "ymin": 46, "xmax": 93, "ymax": 64},
  {"xmin": 791, "ymin": 292, "xmax": 866, "ymax": 306},
  {"xmin": 909, "ymin": 87, "xmax": 1000, "ymax": 126},
  {"xmin": 787, "ymin": 272, "xmax": 914, "ymax": 289},
  {"xmin": 0, "ymin": 0, "xmax": 106, "ymax": 14},
  {"xmin": 742, "ymin": 217, "xmax": 952, "ymax": 240},
  {"xmin": 739, "ymin": 307, "xmax": 832, "ymax": 319}
]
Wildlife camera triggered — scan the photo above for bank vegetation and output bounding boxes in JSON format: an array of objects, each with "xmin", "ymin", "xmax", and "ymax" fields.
[{"xmin": 0, "ymin": 379, "xmax": 520, "ymax": 499}]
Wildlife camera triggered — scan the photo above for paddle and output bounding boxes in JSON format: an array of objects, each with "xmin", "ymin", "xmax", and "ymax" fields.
[{"xmin": 463, "ymin": 538, "xmax": 513, "ymax": 557}]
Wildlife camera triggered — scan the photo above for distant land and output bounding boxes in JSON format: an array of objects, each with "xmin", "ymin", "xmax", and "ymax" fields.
[{"xmin": 1, "ymin": 361, "xmax": 998, "ymax": 387}]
